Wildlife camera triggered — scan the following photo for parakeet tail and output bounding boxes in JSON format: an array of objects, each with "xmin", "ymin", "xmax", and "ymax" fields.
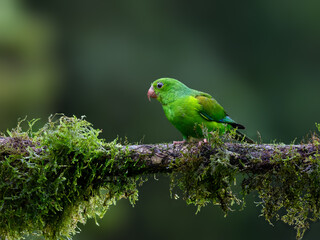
[
  {"xmin": 220, "ymin": 116, "xmax": 245, "ymax": 129},
  {"xmin": 235, "ymin": 130, "xmax": 254, "ymax": 143}
]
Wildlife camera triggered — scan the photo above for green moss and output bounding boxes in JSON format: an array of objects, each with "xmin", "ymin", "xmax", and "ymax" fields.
[
  {"xmin": 169, "ymin": 128, "xmax": 320, "ymax": 240},
  {"xmin": 0, "ymin": 115, "xmax": 141, "ymax": 240},
  {"xmin": 242, "ymin": 138, "xmax": 320, "ymax": 240},
  {"xmin": 1, "ymin": 117, "xmax": 320, "ymax": 240},
  {"xmin": 169, "ymin": 131, "xmax": 241, "ymax": 214}
]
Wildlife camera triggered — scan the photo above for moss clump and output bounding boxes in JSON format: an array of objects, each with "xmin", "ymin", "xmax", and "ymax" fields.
[
  {"xmin": 169, "ymin": 132, "xmax": 241, "ymax": 214},
  {"xmin": 0, "ymin": 115, "xmax": 141, "ymax": 240},
  {"xmin": 169, "ymin": 128, "xmax": 320, "ymax": 240},
  {"xmin": 242, "ymin": 136, "xmax": 320, "ymax": 240}
]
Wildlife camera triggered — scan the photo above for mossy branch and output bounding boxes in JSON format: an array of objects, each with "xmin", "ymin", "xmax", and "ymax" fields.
[
  {"xmin": 1, "ymin": 136, "xmax": 317, "ymax": 174},
  {"xmin": 1, "ymin": 116, "xmax": 320, "ymax": 240},
  {"xmin": 124, "ymin": 142, "xmax": 318, "ymax": 174}
]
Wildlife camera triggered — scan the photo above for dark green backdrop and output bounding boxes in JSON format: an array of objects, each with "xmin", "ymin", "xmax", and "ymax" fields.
[{"xmin": 1, "ymin": 0, "xmax": 320, "ymax": 239}]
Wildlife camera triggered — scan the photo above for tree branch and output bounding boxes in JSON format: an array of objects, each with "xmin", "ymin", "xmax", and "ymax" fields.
[
  {"xmin": 1, "ymin": 116, "xmax": 319, "ymax": 240},
  {"xmin": 1, "ymin": 136, "xmax": 318, "ymax": 174},
  {"xmin": 122, "ymin": 142, "xmax": 319, "ymax": 174}
]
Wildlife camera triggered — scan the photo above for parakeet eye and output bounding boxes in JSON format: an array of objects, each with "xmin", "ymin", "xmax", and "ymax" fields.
[{"xmin": 157, "ymin": 82, "xmax": 164, "ymax": 89}]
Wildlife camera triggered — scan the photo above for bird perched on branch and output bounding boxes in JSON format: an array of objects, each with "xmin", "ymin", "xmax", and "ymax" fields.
[{"xmin": 147, "ymin": 77, "xmax": 253, "ymax": 144}]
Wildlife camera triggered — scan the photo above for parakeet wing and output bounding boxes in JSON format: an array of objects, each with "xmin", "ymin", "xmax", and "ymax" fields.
[{"xmin": 195, "ymin": 93, "xmax": 245, "ymax": 129}]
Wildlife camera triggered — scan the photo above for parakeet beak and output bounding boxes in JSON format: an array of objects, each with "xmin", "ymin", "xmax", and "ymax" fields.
[{"xmin": 147, "ymin": 86, "xmax": 157, "ymax": 101}]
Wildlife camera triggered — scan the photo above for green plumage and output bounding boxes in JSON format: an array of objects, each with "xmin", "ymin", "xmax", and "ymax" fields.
[{"xmin": 149, "ymin": 78, "xmax": 253, "ymax": 142}]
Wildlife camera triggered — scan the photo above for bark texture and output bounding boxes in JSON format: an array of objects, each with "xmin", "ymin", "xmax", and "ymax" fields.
[{"xmin": 125, "ymin": 142, "xmax": 318, "ymax": 174}]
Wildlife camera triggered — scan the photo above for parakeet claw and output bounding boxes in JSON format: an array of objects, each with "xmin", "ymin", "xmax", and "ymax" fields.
[{"xmin": 173, "ymin": 140, "xmax": 187, "ymax": 144}]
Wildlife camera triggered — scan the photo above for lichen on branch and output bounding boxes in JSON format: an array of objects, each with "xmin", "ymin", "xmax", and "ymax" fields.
[{"xmin": 0, "ymin": 115, "xmax": 320, "ymax": 240}]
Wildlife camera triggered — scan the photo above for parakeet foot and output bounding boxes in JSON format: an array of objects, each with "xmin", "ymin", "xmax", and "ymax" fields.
[{"xmin": 198, "ymin": 138, "xmax": 208, "ymax": 146}]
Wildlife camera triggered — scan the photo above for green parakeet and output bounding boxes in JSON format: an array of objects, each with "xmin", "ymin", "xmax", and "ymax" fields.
[{"xmin": 147, "ymin": 78, "xmax": 253, "ymax": 143}]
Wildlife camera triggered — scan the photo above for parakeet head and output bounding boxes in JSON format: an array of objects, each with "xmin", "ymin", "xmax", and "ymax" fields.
[{"xmin": 147, "ymin": 78, "xmax": 190, "ymax": 104}]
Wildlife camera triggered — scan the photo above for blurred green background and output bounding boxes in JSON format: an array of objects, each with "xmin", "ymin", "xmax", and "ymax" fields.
[{"xmin": 1, "ymin": 0, "xmax": 320, "ymax": 239}]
